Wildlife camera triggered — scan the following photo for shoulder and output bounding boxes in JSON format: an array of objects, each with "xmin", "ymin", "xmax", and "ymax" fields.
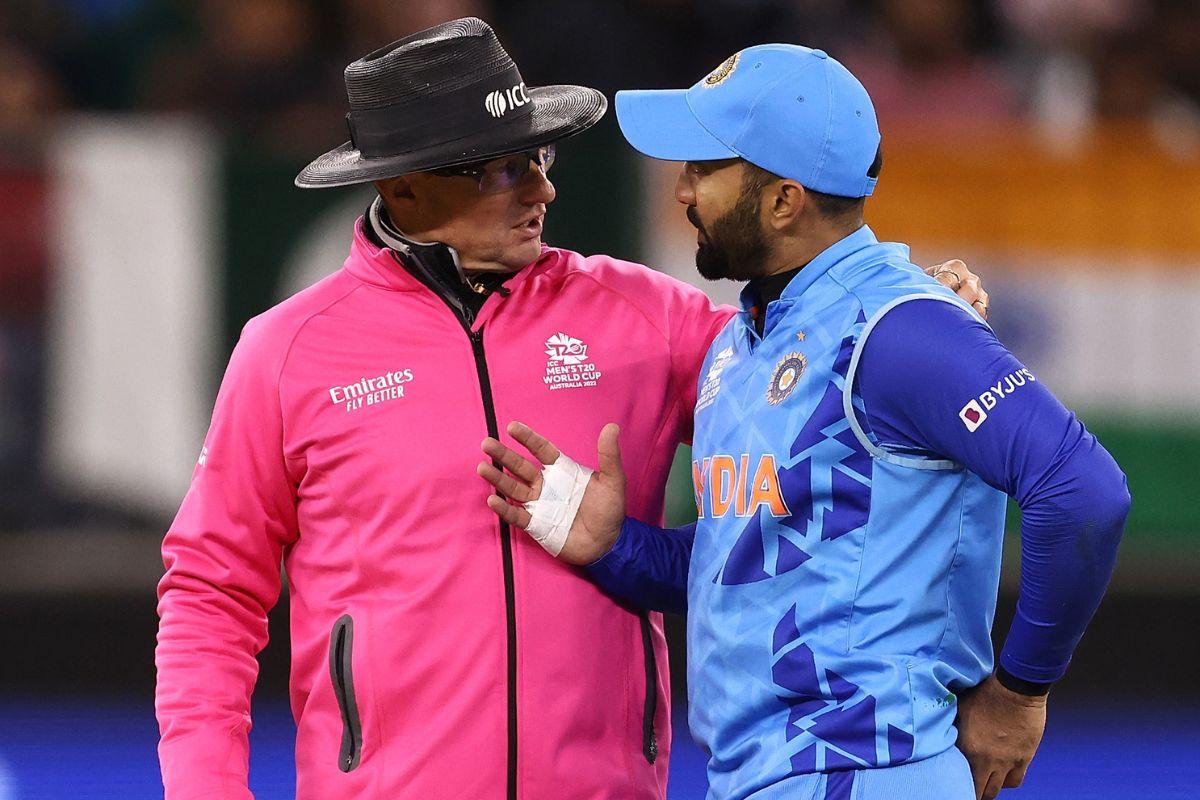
[
  {"xmin": 549, "ymin": 247, "xmax": 713, "ymax": 304},
  {"xmin": 868, "ymin": 295, "xmax": 989, "ymax": 342},
  {"xmin": 235, "ymin": 269, "xmax": 361, "ymax": 374},
  {"xmin": 834, "ymin": 252, "xmax": 958, "ymax": 311},
  {"xmin": 857, "ymin": 296, "xmax": 1002, "ymax": 391},
  {"xmin": 546, "ymin": 247, "xmax": 727, "ymax": 335}
]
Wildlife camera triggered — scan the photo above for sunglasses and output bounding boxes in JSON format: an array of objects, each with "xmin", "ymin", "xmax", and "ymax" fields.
[{"xmin": 429, "ymin": 144, "xmax": 556, "ymax": 194}]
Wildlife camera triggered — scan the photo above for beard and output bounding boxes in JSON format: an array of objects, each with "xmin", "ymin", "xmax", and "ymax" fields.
[{"xmin": 690, "ymin": 192, "xmax": 770, "ymax": 282}]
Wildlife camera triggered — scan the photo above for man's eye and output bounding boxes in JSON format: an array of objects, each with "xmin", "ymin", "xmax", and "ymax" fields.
[{"xmin": 494, "ymin": 157, "xmax": 524, "ymax": 182}]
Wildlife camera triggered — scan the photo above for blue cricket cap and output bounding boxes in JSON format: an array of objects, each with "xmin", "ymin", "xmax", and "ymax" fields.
[{"xmin": 615, "ymin": 45, "xmax": 880, "ymax": 198}]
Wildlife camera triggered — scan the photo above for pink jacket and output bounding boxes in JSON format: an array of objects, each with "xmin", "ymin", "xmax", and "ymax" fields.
[{"xmin": 155, "ymin": 221, "xmax": 733, "ymax": 800}]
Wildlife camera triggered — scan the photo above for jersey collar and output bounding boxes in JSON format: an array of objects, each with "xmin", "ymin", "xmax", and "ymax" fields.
[{"xmin": 738, "ymin": 224, "xmax": 879, "ymax": 313}]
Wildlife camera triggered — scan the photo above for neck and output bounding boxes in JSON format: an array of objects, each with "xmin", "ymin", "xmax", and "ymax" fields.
[
  {"xmin": 366, "ymin": 197, "xmax": 512, "ymax": 312},
  {"xmin": 369, "ymin": 197, "xmax": 514, "ymax": 281},
  {"xmin": 370, "ymin": 197, "xmax": 442, "ymax": 249},
  {"xmin": 760, "ymin": 222, "xmax": 862, "ymax": 278},
  {"xmin": 375, "ymin": 195, "xmax": 517, "ymax": 275}
]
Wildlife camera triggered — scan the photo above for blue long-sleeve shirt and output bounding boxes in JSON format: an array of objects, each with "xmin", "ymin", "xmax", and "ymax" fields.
[{"xmin": 589, "ymin": 297, "xmax": 1129, "ymax": 687}]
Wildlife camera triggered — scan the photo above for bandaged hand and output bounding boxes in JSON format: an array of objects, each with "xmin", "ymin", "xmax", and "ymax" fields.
[{"xmin": 477, "ymin": 421, "xmax": 627, "ymax": 565}]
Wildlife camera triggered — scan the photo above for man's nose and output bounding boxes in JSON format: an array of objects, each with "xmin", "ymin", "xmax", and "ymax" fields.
[
  {"xmin": 675, "ymin": 167, "xmax": 695, "ymax": 206},
  {"xmin": 519, "ymin": 164, "xmax": 556, "ymax": 205}
]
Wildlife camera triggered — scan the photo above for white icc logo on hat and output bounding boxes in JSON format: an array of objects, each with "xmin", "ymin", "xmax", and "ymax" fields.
[{"xmin": 485, "ymin": 82, "xmax": 531, "ymax": 118}]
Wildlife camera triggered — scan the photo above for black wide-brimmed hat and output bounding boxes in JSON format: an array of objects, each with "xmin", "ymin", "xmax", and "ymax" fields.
[{"xmin": 296, "ymin": 17, "xmax": 607, "ymax": 188}]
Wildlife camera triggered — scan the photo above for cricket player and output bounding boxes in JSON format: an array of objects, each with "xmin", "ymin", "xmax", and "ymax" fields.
[{"xmin": 477, "ymin": 45, "xmax": 1131, "ymax": 800}]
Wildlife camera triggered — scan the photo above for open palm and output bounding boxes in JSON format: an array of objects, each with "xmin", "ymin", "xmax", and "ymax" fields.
[{"xmin": 477, "ymin": 420, "xmax": 626, "ymax": 564}]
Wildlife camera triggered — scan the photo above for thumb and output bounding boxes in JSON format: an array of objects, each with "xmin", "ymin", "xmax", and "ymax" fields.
[{"xmin": 596, "ymin": 423, "xmax": 624, "ymax": 478}]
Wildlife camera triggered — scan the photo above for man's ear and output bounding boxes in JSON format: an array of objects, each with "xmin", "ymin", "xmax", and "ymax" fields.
[
  {"xmin": 374, "ymin": 174, "xmax": 417, "ymax": 202},
  {"xmin": 766, "ymin": 179, "xmax": 806, "ymax": 231}
]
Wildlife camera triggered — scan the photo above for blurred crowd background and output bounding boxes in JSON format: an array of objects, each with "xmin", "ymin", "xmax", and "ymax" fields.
[
  {"xmin": 4, "ymin": 0, "xmax": 1200, "ymax": 148},
  {"xmin": 1, "ymin": 1, "xmax": 1199, "ymax": 798}
]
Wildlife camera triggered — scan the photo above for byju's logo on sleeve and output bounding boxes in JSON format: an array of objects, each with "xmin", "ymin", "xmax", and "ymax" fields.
[
  {"xmin": 958, "ymin": 399, "xmax": 988, "ymax": 432},
  {"xmin": 958, "ymin": 368, "xmax": 1036, "ymax": 431}
]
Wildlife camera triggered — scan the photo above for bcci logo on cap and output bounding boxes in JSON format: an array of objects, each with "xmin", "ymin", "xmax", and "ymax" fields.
[
  {"xmin": 485, "ymin": 82, "xmax": 531, "ymax": 118},
  {"xmin": 704, "ymin": 53, "xmax": 740, "ymax": 87}
]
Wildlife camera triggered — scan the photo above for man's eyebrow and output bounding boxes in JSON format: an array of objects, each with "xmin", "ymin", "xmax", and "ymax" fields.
[{"xmin": 692, "ymin": 158, "xmax": 741, "ymax": 174}]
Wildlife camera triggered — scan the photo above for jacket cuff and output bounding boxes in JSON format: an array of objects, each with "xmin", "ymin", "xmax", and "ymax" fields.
[{"xmin": 995, "ymin": 664, "xmax": 1053, "ymax": 696}]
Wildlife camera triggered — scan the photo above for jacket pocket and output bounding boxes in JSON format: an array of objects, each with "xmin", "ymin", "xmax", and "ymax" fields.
[
  {"xmin": 329, "ymin": 614, "xmax": 363, "ymax": 772},
  {"xmin": 638, "ymin": 612, "xmax": 659, "ymax": 764}
]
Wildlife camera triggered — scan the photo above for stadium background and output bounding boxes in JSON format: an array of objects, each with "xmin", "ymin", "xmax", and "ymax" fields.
[{"xmin": 1, "ymin": 0, "xmax": 1198, "ymax": 797}]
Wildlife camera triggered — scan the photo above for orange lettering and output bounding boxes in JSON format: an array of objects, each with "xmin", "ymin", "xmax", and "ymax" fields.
[
  {"xmin": 735, "ymin": 454, "xmax": 750, "ymax": 516},
  {"xmin": 710, "ymin": 455, "xmax": 737, "ymax": 518},
  {"xmin": 747, "ymin": 455, "xmax": 790, "ymax": 517}
]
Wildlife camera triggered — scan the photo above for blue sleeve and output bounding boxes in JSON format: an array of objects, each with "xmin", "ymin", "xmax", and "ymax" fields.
[
  {"xmin": 585, "ymin": 519, "xmax": 695, "ymax": 614},
  {"xmin": 857, "ymin": 298, "xmax": 1131, "ymax": 688}
]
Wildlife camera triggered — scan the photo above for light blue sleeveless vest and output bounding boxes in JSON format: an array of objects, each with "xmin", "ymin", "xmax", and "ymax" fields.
[{"xmin": 687, "ymin": 226, "xmax": 1008, "ymax": 799}]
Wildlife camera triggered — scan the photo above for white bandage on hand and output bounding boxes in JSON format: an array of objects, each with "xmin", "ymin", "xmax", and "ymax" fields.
[{"xmin": 523, "ymin": 453, "xmax": 593, "ymax": 556}]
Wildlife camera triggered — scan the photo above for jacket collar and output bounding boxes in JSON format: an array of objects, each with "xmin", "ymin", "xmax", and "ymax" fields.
[{"xmin": 343, "ymin": 214, "xmax": 560, "ymax": 302}]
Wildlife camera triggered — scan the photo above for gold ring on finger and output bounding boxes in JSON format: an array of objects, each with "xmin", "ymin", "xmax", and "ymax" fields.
[{"xmin": 934, "ymin": 268, "xmax": 962, "ymax": 288}]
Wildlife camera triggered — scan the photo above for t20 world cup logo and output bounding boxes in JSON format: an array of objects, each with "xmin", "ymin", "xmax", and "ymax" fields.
[{"xmin": 545, "ymin": 333, "xmax": 590, "ymax": 365}]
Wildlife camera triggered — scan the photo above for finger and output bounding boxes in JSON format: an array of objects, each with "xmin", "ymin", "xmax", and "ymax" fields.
[
  {"xmin": 925, "ymin": 259, "xmax": 963, "ymax": 277},
  {"xmin": 596, "ymin": 423, "xmax": 624, "ymax": 478},
  {"xmin": 486, "ymin": 494, "xmax": 532, "ymax": 529},
  {"xmin": 929, "ymin": 259, "xmax": 965, "ymax": 290},
  {"xmin": 982, "ymin": 770, "xmax": 1005, "ymax": 800},
  {"xmin": 476, "ymin": 462, "xmax": 536, "ymax": 503},
  {"xmin": 508, "ymin": 420, "xmax": 561, "ymax": 466},
  {"xmin": 933, "ymin": 259, "xmax": 966, "ymax": 281},
  {"xmin": 1004, "ymin": 762, "xmax": 1029, "ymax": 788},
  {"xmin": 933, "ymin": 271, "xmax": 961, "ymax": 291},
  {"xmin": 954, "ymin": 278, "xmax": 981, "ymax": 304},
  {"xmin": 481, "ymin": 437, "xmax": 543, "ymax": 484},
  {"xmin": 968, "ymin": 758, "xmax": 992, "ymax": 800},
  {"xmin": 971, "ymin": 289, "xmax": 990, "ymax": 320},
  {"xmin": 962, "ymin": 270, "xmax": 983, "ymax": 296},
  {"xmin": 955, "ymin": 277, "xmax": 985, "ymax": 311}
]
